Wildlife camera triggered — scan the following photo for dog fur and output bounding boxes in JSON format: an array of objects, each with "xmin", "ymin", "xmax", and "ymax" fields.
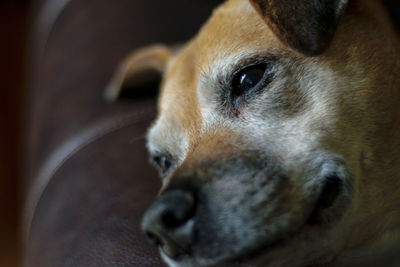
[{"xmin": 108, "ymin": 0, "xmax": 400, "ymax": 266}]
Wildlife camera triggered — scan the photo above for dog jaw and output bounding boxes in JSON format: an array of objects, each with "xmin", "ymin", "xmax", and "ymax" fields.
[{"xmin": 142, "ymin": 0, "xmax": 400, "ymax": 266}]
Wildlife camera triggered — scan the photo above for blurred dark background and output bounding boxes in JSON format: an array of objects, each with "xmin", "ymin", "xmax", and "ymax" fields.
[{"xmin": 0, "ymin": 0, "xmax": 28, "ymax": 266}]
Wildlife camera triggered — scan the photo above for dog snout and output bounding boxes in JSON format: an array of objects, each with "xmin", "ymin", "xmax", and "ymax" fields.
[{"xmin": 141, "ymin": 189, "xmax": 196, "ymax": 258}]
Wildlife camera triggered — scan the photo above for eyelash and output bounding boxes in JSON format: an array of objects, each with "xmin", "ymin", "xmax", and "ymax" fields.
[{"xmin": 219, "ymin": 57, "xmax": 275, "ymax": 111}]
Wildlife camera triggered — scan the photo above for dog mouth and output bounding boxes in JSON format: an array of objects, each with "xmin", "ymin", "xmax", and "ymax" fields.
[
  {"xmin": 212, "ymin": 174, "xmax": 347, "ymax": 267},
  {"xmin": 234, "ymin": 174, "xmax": 347, "ymax": 265},
  {"xmin": 144, "ymin": 158, "xmax": 350, "ymax": 267},
  {"xmin": 163, "ymin": 175, "xmax": 347, "ymax": 267}
]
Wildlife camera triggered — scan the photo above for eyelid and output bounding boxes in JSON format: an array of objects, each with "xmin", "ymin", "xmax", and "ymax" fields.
[
  {"xmin": 230, "ymin": 56, "xmax": 276, "ymax": 78},
  {"xmin": 226, "ymin": 58, "xmax": 275, "ymax": 108},
  {"xmin": 216, "ymin": 56, "xmax": 276, "ymax": 96},
  {"xmin": 231, "ymin": 63, "xmax": 268, "ymax": 94}
]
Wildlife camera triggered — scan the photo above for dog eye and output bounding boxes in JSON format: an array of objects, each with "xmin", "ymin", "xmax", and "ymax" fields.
[
  {"xmin": 232, "ymin": 63, "xmax": 268, "ymax": 97},
  {"xmin": 151, "ymin": 155, "xmax": 173, "ymax": 176}
]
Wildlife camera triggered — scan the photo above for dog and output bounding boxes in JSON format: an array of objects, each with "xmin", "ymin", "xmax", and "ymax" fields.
[{"xmin": 106, "ymin": 0, "xmax": 400, "ymax": 266}]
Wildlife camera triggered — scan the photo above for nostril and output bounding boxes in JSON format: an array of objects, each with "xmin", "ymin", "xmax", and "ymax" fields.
[
  {"xmin": 141, "ymin": 189, "xmax": 197, "ymax": 254},
  {"xmin": 145, "ymin": 231, "xmax": 163, "ymax": 247},
  {"xmin": 162, "ymin": 209, "xmax": 192, "ymax": 229},
  {"xmin": 159, "ymin": 190, "xmax": 196, "ymax": 229}
]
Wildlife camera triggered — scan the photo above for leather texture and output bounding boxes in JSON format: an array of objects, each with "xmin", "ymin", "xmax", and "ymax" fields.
[
  {"xmin": 26, "ymin": 110, "xmax": 164, "ymax": 266},
  {"xmin": 24, "ymin": 0, "xmax": 221, "ymax": 266}
]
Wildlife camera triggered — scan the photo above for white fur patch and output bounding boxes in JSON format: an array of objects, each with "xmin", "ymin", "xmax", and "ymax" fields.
[{"xmin": 147, "ymin": 115, "xmax": 189, "ymax": 164}]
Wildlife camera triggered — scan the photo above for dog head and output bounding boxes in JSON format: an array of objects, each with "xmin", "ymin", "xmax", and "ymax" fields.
[{"xmin": 108, "ymin": 0, "xmax": 400, "ymax": 266}]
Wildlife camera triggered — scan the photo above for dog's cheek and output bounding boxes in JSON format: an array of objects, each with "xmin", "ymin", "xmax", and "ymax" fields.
[
  {"xmin": 237, "ymin": 57, "xmax": 314, "ymax": 126},
  {"xmin": 242, "ymin": 57, "xmax": 368, "ymax": 163}
]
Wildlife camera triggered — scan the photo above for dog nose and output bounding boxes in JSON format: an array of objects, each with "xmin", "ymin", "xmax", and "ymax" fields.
[{"xmin": 141, "ymin": 189, "xmax": 196, "ymax": 258}]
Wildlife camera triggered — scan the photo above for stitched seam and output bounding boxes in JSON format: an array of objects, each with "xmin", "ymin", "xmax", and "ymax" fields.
[
  {"xmin": 23, "ymin": 108, "xmax": 155, "ymax": 243},
  {"xmin": 35, "ymin": 0, "xmax": 72, "ymax": 66}
]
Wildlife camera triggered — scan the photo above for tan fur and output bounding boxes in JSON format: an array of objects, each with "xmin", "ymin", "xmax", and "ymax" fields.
[{"xmin": 111, "ymin": 0, "xmax": 400, "ymax": 266}]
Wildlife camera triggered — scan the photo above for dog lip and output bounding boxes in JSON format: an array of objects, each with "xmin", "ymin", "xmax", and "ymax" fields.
[
  {"xmin": 159, "ymin": 160, "xmax": 349, "ymax": 266},
  {"xmin": 161, "ymin": 194, "xmax": 342, "ymax": 267},
  {"xmin": 220, "ymin": 240, "xmax": 285, "ymax": 267},
  {"xmin": 160, "ymin": 239, "xmax": 193, "ymax": 260}
]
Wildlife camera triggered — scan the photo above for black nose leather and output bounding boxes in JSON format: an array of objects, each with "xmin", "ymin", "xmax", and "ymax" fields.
[{"xmin": 141, "ymin": 189, "xmax": 196, "ymax": 258}]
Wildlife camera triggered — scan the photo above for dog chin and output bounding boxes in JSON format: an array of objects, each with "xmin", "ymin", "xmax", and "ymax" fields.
[{"xmin": 160, "ymin": 227, "xmax": 336, "ymax": 267}]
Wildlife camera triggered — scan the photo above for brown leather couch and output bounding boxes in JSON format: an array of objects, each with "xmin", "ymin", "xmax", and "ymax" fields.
[
  {"xmin": 23, "ymin": 0, "xmax": 220, "ymax": 266},
  {"xmin": 23, "ymin": 0, "xmax": 400, "ymax": 266}
]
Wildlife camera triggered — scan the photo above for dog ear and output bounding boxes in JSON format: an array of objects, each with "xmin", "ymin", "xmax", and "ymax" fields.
[
  {"xmin": 249, "ymin": 0, "xmax": 349, "ymax": 56},
  {"xmin": 105, "ymin": 44, "xmax": 173, "ymax": 101}
]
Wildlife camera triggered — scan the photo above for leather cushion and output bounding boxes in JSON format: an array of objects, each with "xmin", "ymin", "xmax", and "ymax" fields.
[{"xmin": 26, "ymin": 108, "xmax": 165, "ymax": 266}]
